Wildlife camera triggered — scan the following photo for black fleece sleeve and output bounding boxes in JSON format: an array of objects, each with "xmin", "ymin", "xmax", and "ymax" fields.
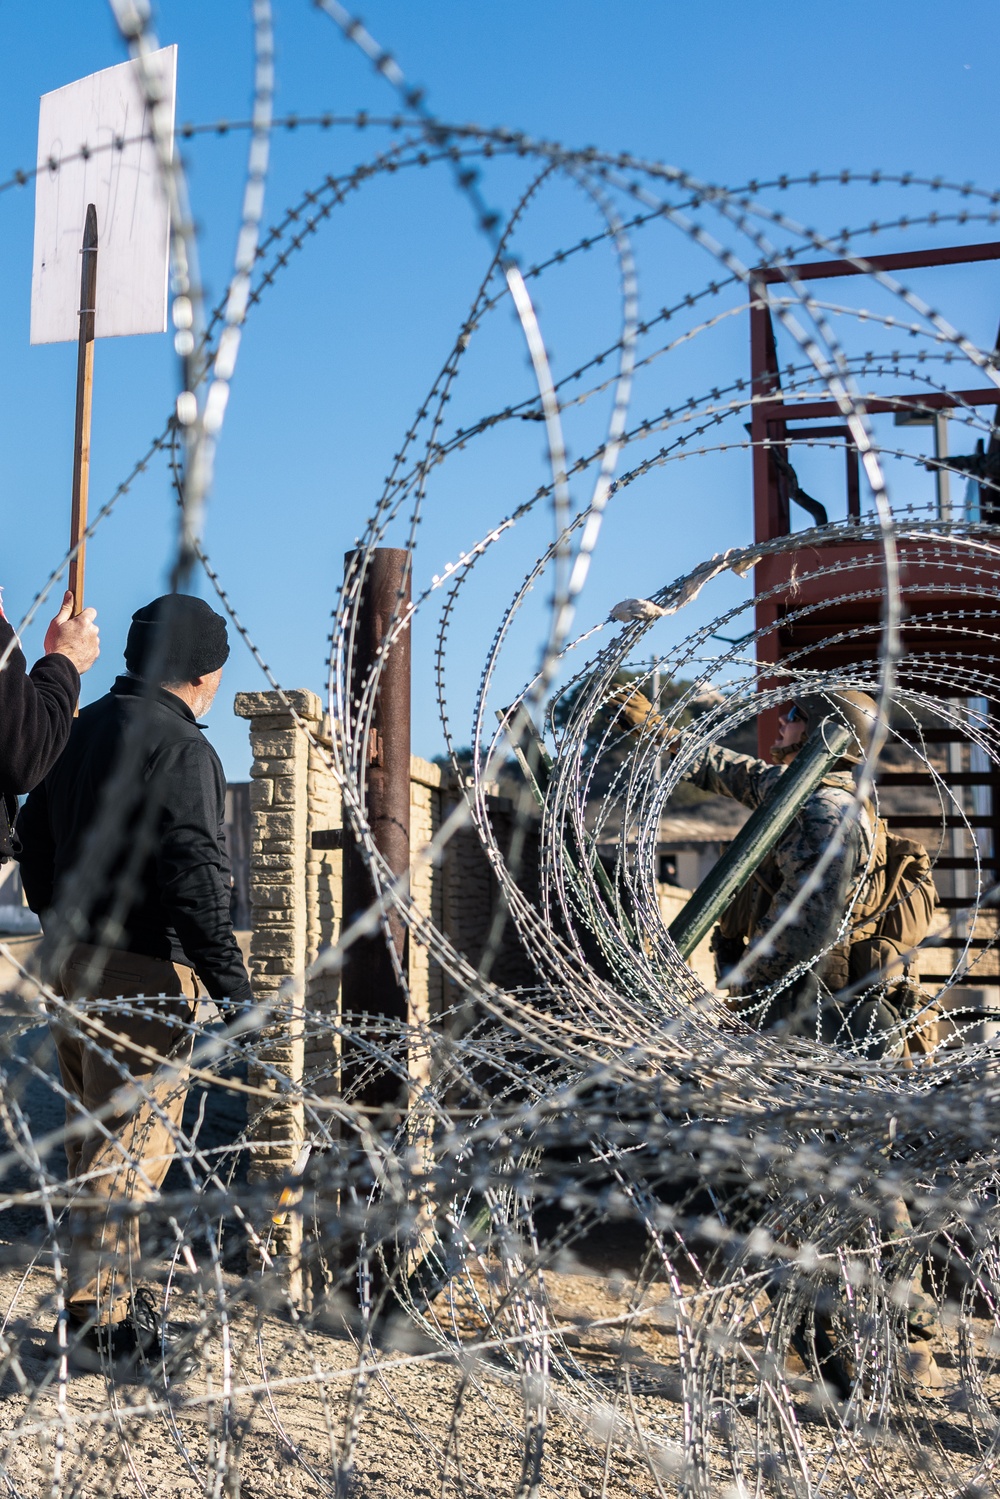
[
  {"xmin": 0, "ymin": 620, "xmax": 80, "ymax": 794},
  {"xmin": 152, "ymin": 738, "xmax": 253, "ymax": 1006}
]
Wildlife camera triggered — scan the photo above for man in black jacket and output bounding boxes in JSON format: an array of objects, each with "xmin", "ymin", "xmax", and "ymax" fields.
[
  {"xmin": 19, "ymin": 594, "xmax": 251, "ymax": 1379},
  {"xmin": 0, "ymin": 588, "xmax": 100, "ymax": 851}
]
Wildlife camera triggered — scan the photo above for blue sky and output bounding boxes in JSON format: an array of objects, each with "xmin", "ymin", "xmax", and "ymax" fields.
[{"xmin": 3, "ymin": 2, "xmax": 1000, "ymax": 776}]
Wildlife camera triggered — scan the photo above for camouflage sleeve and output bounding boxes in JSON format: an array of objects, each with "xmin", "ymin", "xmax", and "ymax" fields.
[
  {"xmin": 683, "ymin": 742, "xmax": 782, "ymax": 810},
  {"xmin": 742, "ymin": 796, "xmax": 859, "ymax": 991}
]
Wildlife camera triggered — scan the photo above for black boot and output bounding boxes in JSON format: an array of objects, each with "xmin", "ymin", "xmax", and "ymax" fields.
[{"xmin": 47, "ymin": 1288, "xmax": 196, "ymax": 1382}]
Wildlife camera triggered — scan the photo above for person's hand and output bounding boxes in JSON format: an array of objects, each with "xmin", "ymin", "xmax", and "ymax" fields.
[
  {"xmin": 215, "ymin": 996, "xmax": 266, "ymax": 1041},
  {"xmin": 608, "ymin": 682, "xmax": 656, "ymax": 728},
  {"xmin": 43, "ymin": 591, "xmax": 100, "ymax": 674},
  {"xmin": 607, "ymin": 684, "xmax": 682, "ymax": 755}
]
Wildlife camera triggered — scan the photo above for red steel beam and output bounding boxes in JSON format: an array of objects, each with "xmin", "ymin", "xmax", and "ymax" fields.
[
  {"xmin": 757, "ymin": 240, "xmax": 1000, "ymax": 285},
  {"xmin": 758, "ymin": 387, "xmax": 1000, "ymax": 421},
  {"xmin": 748, "ymin": 240, "xmax": 1000, "ymax": 754},
  {"xmin": 782, "ymin": 423, "xmax": 853, "ymax": 438}
]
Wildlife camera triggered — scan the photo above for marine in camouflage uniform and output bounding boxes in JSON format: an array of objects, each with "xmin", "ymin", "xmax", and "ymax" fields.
[
  {"xmin": 686, "ymin": 739, "xmax": 866, "ymax": 1000},
  {"xmin": 613, "ymin": 682, "xmax": 939, "ymax": 1375},
  {"xmin": 688, "ymin": 726, "xmax": 940, "ymax": 1354},
  {"xmin": 683, "ymin": 700, "xmax": 903, "ymax": 1057},
  {"xmin": 612, "ymin": 683, "xmax": 901, "ymax": 1056}
]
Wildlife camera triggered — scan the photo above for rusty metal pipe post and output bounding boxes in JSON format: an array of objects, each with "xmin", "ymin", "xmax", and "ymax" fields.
[{"xmin": 341, "ymin": 548, "xmax": 412, "ymax": 1111}]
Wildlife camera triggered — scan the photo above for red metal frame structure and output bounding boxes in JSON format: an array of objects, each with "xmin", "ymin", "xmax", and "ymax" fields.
[
  {"xmin": 750, "ymin": 238, "xmax": 1000, "ymax": 750},
  {"xmin": 749, "ymin": 243, "xmax": 1000, "ymax": 979}
]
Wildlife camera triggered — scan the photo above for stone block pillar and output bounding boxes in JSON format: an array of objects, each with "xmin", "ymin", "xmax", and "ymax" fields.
[
  {"xmin": 235, "ymin": 690, "xmax": 474, "ymax": 1303},
  {"xmin": 234, "ymin": 689, "xmax": 324, "ymax": 1288}
]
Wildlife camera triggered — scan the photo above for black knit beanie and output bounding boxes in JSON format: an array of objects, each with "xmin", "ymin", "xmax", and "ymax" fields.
[{"xmin": 124, "ymin": 595, "xmax": 230, "ymax": 682}]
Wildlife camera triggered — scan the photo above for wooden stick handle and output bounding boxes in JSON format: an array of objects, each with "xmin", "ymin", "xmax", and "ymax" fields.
[{"xmin": 69, "ymin": 203, "xmax": 98, "ymax": 614}]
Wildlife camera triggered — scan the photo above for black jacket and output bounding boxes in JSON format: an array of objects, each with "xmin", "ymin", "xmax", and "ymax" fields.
[
  {"xmin": 19, "ymin": 676, "xmax": 252, "ymax": 1006},
  {"xmin": 0, "ymin": 617, "xmax": 80, "ymax": 838}
]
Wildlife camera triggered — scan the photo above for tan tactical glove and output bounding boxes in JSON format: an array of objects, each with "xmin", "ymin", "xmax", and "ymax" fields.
[{"xmin": 607, "ymin": 684, "xmax": 681, "ymax": 752}]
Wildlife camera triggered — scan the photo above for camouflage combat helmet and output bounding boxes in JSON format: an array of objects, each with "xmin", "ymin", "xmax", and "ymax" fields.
[{"xmin": 791, "ymin": 688, "xmax": 879, "ymax": 765}]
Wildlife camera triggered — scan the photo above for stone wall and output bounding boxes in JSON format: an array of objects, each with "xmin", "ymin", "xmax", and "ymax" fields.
[
  {"xmin": 233, "ymin": 693, "xmax": 462, "ymax": 1235},
  {"xmin": 236, "ymin": 688, "xmax": 705, "ymax": 1067},
  {"xmin": 233, "ymin": 691, "xmax": 708, "ymax": 1268},
  {"xmin": 233, "ymin": 689, "xmax": 319, "ymax": 1278}
]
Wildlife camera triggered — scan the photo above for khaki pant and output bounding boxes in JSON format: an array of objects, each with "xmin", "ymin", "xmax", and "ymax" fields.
[{"xmin": 51, "ymin": 944, "xmax": 200, "ymax": 1325}]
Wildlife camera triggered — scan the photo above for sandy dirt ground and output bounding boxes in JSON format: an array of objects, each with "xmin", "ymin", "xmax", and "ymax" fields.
[
  {"xmin": 0, "ymin": 1257, "xmax": 667, "ymax": 1498},
  {"xmin": 3, "ymin": 934, "xmax": 999, "ymax": 1495},
  {"xmin": 0, "ymin": 1227, "xmax": 997, "ymax": 1498}
]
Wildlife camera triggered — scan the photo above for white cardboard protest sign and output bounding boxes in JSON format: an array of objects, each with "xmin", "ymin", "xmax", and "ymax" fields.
[{"xmin": 30, "ymin": 46, "xmax": 177, "ymax": 344}]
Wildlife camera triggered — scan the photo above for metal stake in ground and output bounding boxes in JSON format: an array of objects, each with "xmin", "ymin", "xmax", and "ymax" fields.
[
  {"xmin": 69, "ymin": 204, "xmax": 98, "ymax": 612},
  {"xmin": 341, "ymin": 547, "xmax": 412, "ymax": 1112}
]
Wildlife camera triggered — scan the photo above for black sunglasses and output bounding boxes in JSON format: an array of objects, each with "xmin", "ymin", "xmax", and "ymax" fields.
[{"xmin": 785, "ymin": 702, "xmax": 809, "ymax": 723}]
